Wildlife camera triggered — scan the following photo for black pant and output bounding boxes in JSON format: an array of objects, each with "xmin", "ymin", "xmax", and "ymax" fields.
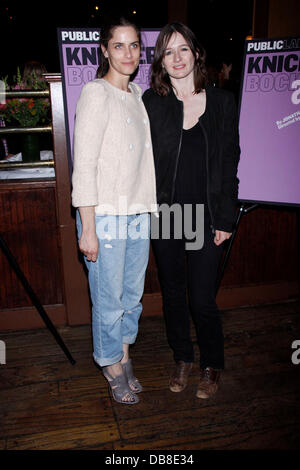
[{"xmin": 152, "ymin": 219, "xmax": 224, "ymax": 369}]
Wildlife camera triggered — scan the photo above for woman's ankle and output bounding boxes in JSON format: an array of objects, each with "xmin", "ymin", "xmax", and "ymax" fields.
[
  {"xmin": 120, "ymin": 356, "xmax": 129, "ymax": 365},
  {"xmin": 106, "ymin": 362, "xmax": 123, "ymax": 378}
]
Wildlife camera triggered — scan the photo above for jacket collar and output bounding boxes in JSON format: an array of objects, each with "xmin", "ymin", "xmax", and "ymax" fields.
[
  {"xmin": 167, "ymin": 85, "xmax": 213, "ymax": 127},
  {"xmin": 167, "ymin": 84, "xmax": 213, "ymax": 104}
]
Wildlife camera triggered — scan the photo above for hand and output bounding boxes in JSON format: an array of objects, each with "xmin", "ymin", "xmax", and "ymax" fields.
[
  {"xmin": 79, "ymin": 231, "xmax": 99, "ymax": 262},
  {"xmin": 214, "ymin": 230, "xmax": 232, "ymax": 246}
]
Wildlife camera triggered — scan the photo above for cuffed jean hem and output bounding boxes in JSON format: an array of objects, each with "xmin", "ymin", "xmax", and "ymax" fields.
[
  {"xmin": 122, "ymin": 335, "xmax": 137, "ymax": 345},
  {"xmin": 93, "ymin": 352, "xmax": 124, "ymax": 368}
]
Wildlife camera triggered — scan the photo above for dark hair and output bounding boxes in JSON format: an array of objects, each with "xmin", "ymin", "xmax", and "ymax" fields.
[
  {"xmin": 22, "ymin": 61, "xmax": 47, "ymax": 89},
  {"xmin": 150, "ymin": 22, "xmax": 207, "ymax": 96},
  {"xmin": 96, "ymin": 17, "xmax": 141, "ymax": 78}
]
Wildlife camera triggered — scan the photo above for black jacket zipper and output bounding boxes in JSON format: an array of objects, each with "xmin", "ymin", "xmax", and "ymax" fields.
[{"xmin": 170, "ymin": 100, "xmax": 184, "ymax": 205}]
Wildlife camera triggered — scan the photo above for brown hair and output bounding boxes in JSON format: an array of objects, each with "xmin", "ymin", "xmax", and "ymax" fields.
[
  {"xmin": 22, "ymin": 61, "xmax": 47, "ymax": 89},
  {"xmin": 150, "ymin": 23, "xmax": 207, "ymax": 96},
  {"xmin": 96, "ymin": 17, "xmax": 141, "ymax": 78}
]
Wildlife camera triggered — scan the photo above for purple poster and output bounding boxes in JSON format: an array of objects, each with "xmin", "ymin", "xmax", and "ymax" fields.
[
  {"xmin": 238, "ymin": 37, "xmax": 300, "ymax": 206},
  {"xmin": 57, "ymin": 28, "xmax": 160, "ymax": 166}
]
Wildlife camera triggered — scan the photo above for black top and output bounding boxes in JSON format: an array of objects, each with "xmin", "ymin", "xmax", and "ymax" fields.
[
  {"xmin": 142, "ymin": 86, "xmax": 240, "ymax": 232},
  {"xmin": 174, "ymin": 119, "xmax": 208, "ymax": 209}
]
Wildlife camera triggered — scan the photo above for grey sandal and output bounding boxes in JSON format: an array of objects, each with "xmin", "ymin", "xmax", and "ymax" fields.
[
  {"xmin": 102, "ymin": 367, "xmax": 139, "ymax": 405},
  {"xmin": 122, "ymin": 359, "xmax": 143, "ymax": 393}
]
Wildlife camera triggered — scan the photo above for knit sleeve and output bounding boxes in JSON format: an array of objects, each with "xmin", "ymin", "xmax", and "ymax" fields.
[{"xmin": 71, "ymin": 80, "xmax": 109, "ymax": 208}]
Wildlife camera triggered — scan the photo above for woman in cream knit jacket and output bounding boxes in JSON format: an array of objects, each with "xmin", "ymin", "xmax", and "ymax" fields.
[{"xmin": 72, "ymin": 17, "xmax": 156, "ymax": 405}]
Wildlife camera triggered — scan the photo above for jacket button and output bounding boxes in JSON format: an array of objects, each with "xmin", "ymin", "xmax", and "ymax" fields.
[
  {"xmin": 145, "ymin": 142, "xmax": 150, "ymax": 149},
  {"xmin": 127, "ymin": 117, "xmax": 132, "ymax": 124},
  {"xmin": 129, "ymin": 144, "xmax": 133, "ymax": 150}
]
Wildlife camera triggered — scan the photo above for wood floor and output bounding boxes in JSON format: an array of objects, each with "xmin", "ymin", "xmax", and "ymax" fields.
[{"xmin": 0, "ymin": 300, "xmax": 299, "ymax": 451}]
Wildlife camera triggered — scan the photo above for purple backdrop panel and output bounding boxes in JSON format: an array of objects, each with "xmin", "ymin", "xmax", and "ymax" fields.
[
  {"xmin": 57, "ymin": 28, "xmax": 160, "ymax": 165},
  {"xmin": 238, "ymin": 37, "xmax": 300, "ymax": 206}
]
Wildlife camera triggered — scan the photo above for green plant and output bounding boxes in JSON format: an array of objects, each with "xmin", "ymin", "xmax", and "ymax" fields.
[
  {"xmin": 1, "ymin": 97, "xmax": 50, "ymax": 127},
  {"xmin": 0, "ymin": 67, "xmax": 50, "ymax": 127}
]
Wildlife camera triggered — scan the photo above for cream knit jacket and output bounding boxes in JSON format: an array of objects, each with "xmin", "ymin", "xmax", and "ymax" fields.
[{"xmin": 72, "ymin": 78, "xmax": 157, "ymax": 215}]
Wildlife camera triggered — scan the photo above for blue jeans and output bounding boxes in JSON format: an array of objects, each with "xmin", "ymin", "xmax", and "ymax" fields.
[{"xmin": 76, "ymin": 212, "xmax": 150, "ymax": 367}]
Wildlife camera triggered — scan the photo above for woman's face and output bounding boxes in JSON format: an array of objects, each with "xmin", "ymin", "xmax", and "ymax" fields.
[
  {"xmin": 162, "ymin": 32, "xmax": 195, "ymax": 81},
  {"xmin": 102, "ymin": 26, "xmax": 140, "ymax": 78}
]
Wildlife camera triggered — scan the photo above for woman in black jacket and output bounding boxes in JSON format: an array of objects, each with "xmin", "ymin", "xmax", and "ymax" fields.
[{"xmin": 143, "ymin": 23, "xmax": 240, "ymax": 399}]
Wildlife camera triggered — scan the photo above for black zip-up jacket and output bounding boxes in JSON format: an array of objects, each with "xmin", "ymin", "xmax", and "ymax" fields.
[{"xmin": 142, "ymin": 86, "xmax": 240, "ymax": 232}]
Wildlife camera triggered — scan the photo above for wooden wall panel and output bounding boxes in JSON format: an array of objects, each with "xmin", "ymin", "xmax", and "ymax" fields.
[
  {"xmin": 220, "ymin": 206, "xmax": 298, "ymax": 288},
  {"xmin": 253, "ymin": 0, "xmax": 300, "ymax": 38},
  {"xmin": 144, "ymin": 245, "xmax": 160, "ymax": 294},
  {"xmin": 0, "ymin": 184, "xmax": 64, "ymax": 309},
  {"xmin": 143, "ymin": 205, "xmax": 299, "ymax": 313},
  {"xmin": 268, "ymin": 0, "xmax": 300, "ymax": 37},
  {"xmin": 144, "ymin": 206, "xmax": 298, "ymax": 294}
]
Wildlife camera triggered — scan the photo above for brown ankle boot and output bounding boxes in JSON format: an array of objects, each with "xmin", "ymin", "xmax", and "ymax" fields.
[
  {"xmin": 169, "ymin": 361, "xmax": 193, "ymax": 392},
  {"xmin": 196, "ymin": 367, "xmax": 221, "ymax": 399}
]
